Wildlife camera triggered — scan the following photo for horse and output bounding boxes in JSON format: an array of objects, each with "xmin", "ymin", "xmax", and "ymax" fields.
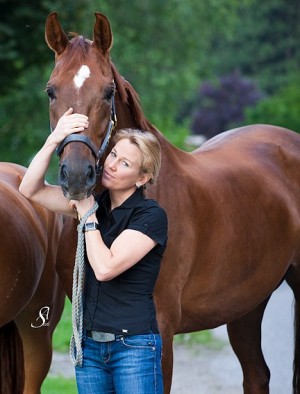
[
  {"xmin": 0, "ymin": 162, "xmax": 65, "ymax": 394},
  {"xmin": 45, "ymin": 11, "xmax": 300, "ymax": 393}
]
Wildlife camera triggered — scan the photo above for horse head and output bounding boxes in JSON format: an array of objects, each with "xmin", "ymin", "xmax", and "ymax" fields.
[{"xmin": 45, "ymin": 12, "xmax": 116, "ymax": 200}]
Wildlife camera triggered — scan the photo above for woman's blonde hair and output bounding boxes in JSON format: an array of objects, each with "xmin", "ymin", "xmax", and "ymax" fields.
[{"xmin": 112, "ymin": 128, "xmax": 161, "ymax": 184}]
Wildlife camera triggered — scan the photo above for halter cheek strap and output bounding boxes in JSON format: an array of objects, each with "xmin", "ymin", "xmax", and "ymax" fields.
[{"xmin": 55, "ymin": 90, "xmax": 117, "ymax": 175}]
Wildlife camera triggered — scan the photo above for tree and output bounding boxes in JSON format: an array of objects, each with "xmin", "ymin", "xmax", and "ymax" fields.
[
  {"xmin": 210, "ymin": 0, "xmax": 300, "ymax": 93},
  {"xmin": 0, "ymin": 0, "xmax": 93, "ymax": 94},
  {"xmin": 0, "ymin": 0, "xmax": 248, "ymax": 167}
]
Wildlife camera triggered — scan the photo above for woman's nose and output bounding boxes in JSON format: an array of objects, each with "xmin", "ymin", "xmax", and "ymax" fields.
[{"xmin": 108, "ymin": 159, "xmax": 117, "ymax": 170}]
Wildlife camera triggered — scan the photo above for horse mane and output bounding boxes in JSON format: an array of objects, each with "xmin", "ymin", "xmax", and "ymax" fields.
[{"xmin": 110, "ymin": 61, "xmax": 156, "ymax": 133}]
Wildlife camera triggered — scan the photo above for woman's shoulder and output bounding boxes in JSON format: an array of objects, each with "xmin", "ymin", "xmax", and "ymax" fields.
[
  {"xmin": 140, "ymin": 197, "xmax": 166, "ymax": 212},
  {"xmin": 130, "ymin": 198, "xmax": 168, "ymax": 246},
  {"xmin": 134, "ymin": 197, "xmax": 168, "ymax": 225}
]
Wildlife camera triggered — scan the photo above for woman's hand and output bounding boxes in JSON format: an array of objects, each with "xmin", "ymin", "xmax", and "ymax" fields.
[
  {"xmin": 69, "ymin": 195, "xmax": 97, "ymax": 221},
  {"xmin": 49, "ymin": 108, "xmax": 89, "ymax": 146}
]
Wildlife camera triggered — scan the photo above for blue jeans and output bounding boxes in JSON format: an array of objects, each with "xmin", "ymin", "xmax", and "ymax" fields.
[{"xmin": 75, "ymin": 332, "xmax": 163, "ymax": 394}]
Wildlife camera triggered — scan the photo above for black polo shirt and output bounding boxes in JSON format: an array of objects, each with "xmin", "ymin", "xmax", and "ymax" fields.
[{"xmin": 83, "ymin": 188, "xmax": 168, "ymax": 335}]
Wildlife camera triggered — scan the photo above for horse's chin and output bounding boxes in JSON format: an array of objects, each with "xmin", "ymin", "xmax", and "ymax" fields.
[{"xmin": 61, "ymin": 186, "xmax": 94, "ymax": 201}]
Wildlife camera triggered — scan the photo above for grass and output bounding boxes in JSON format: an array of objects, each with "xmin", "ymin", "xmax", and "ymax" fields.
[
  {"xmin": 42, "ymin": 377, "xmax": 77, "ymax": 394},
  {"xmin": 52, "ymin": 297, "xmax": 73, "ymax": 353}
]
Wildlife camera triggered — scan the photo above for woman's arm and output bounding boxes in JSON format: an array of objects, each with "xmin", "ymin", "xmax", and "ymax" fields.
[
  {"xmin": 19, "ymin": 108, "xmax": 89, "ymax": 217},
  {"xmin": 70, "ymin": 197, "xmax": 157, "ymax": 281},
  {"xmin": 85, "ymin": 229, "xmax": 156, "ymax": 281}
]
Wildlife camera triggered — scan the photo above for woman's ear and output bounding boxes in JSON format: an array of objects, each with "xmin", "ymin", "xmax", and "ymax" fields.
[{"xmin": 136, "ymin": 174, "xmax": 151, "ymax": 188}]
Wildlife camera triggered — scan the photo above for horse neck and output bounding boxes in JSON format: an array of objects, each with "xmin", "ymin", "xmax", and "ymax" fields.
[
  {"xmin": 114, "ymin": 95, "xmax": 187, "ymax": 200},
  {"xmin": 110, "ymin": 62, "xmax": 188, "ymax": 200}
]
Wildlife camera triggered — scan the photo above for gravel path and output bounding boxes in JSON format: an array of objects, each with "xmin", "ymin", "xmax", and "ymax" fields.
[{"xmin": 50, "ymin": 282, "xmax": 294, "ymax": 393}]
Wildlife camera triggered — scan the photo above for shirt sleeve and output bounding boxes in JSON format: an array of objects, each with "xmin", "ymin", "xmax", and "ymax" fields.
[{"xmin": 127, "ymin": 204, "xmax": 168, "ymax": 248}]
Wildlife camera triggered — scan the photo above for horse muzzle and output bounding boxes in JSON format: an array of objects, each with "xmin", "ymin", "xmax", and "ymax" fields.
[{"xmin": 58, "ymin": 159, "xmax": 96, "ymax": 200}]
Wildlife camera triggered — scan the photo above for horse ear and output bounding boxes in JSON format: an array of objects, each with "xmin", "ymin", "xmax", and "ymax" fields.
[
  {"xmin": 93, "ymin": 13, "xmax": 113, "ymax": 56},
  {"xmin": 45, "ymin": 12, "xmax": 69, "ymax": 55}
]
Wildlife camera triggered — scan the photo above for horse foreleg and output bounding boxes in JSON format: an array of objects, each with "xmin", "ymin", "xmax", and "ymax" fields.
[
  {"xmin": 156, "ymin": 306, "xmax": 178, "ymax": 394},
  {"xmin": 14, "ymin": 282, "xmax": 65, "ymax": 393},
  {"xmin": 15, "ymin": 322, "xmax": 52, "ymax": 394},
  {"xmin": 227, "ymin": 297, "xmax": 271, "ymax": 394},
  {"xmin": 285, "ymin": 266, "xmax": 300, "ymax": 394},
  {"xmin": 161, "ymin": 333, "xmax": 174, "ymax": 394}
]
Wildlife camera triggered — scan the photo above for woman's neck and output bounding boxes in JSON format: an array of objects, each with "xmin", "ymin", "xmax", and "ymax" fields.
[{"xmin": 109, "ymin": 187, "xmax": 136, "ymax": 211}]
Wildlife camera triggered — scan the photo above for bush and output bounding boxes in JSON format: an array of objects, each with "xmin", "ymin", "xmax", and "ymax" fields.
[
  {"xmin": 245, "ymin": 75, "xmax": 300, "ymax": 133},
  {"xmin": 188, "ymin": 71, "xmax": 262, "ymax": 139}
]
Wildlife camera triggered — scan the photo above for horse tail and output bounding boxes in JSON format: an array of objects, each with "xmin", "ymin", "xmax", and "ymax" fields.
[{"xmin": 0, "ymin": 321, "xmax": 25, "ymax": 394}]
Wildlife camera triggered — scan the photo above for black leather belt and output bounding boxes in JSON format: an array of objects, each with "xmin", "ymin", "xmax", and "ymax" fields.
[{"xmin": 86, "ymin": 330, "xmax": 116, "ymax": 342}]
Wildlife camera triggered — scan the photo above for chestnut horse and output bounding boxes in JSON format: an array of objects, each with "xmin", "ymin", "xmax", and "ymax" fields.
[
  {"xmin": 45, "ymin": 11, "xmax": 300, "ymax": 393},
  {"xmin": 0, "ymin": 162, "xmax": 65, "ymax": 394}
]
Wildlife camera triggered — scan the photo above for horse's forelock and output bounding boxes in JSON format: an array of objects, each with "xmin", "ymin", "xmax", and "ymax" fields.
[{"xmin": 58, "ymin": 35, "xmax": 91, "ymax": 72}]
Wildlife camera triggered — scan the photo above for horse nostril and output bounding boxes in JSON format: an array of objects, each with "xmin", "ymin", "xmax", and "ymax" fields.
[
  {"xmin": 59, "ymin": 164, "xmax": 69, "ymax": 185},
  {"xmin": 86, "ymin": 165, "xmax": 96, "ymax": 185}
]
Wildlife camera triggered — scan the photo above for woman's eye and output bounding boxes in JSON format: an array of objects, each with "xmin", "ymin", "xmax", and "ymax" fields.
[
  {"xmin": 123, "ymin": 161, "xmax": 129, "ymax": 167},
  {"xmin": 110, "ymin": 151, "xmax": 116, "ymax": 157}
]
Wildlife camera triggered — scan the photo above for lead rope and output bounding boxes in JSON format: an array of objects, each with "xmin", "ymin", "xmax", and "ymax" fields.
[{"xmin": 70, "ymin": 201, "xmax": 99, "ymax": 367}]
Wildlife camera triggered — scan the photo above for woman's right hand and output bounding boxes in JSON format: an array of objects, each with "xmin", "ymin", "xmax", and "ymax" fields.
[{"xmin": 49, "ymin": 108, "xmax": 89, "ymax": 146}]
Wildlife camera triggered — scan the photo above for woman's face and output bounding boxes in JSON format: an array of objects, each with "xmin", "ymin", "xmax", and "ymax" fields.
[{"xmin": 102, "ymin": 138, "xmax": 146, "ymax": 191}]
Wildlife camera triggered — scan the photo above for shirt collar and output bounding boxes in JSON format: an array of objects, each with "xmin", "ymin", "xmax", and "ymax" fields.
[{"xmin": 100, "ymin": 187, "xmax": 144, "ymax": 216}]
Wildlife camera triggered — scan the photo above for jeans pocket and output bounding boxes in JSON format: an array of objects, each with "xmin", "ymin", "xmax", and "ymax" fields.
[{"xmin": 121, "ymin": 334, "xmax": 156, "ymax": 350}]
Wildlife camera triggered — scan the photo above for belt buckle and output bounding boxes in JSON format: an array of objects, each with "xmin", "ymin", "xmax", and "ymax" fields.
[{"xmin": 91, "ymin": 331, "xmax": 116, "ymax": 342}]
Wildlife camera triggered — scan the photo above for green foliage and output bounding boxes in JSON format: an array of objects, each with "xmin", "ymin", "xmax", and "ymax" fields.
[
  {"xmin": 1, "ymin": 0, "xmax": 251, "ymax": 165},
  {"xmin": 244, "ymin": 75, "xmax": 300, "ymax": 133},
  {"xmin": 98, "ymin": 0, "xmax": 248, "ymax": 124},
  {"xmin": 0, "ymin": 1, "xmax": 50, "ymax": 94},
  {"xmin": 0, "ymin": 64, "xmax": 49, "ymax": 164},
  {"xmin": 154, "ymin": 118, "xmax": 190, "ymax": 150},
  {"xmin": 1, "ymin": 0, "xmax": 299, "ymax": 164},
  {"xmin": 211, "ymin": 0, "xmax": 300, "ymax": 93}
]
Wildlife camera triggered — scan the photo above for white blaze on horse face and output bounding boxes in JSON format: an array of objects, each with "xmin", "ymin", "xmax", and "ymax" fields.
[{"xmin": 74, "ymin": 65, "xmax": 90, "ymax": 89}]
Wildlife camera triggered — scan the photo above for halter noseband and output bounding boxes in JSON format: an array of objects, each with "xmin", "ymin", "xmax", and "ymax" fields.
[{"xmin": 55, "ymin": 93, "xmax": 117, "ymax": 175}]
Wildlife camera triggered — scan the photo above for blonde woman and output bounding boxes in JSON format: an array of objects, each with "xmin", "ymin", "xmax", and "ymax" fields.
[{"xmin": 19, "ymin": 108, "xmax": 168, "ymax": 394}]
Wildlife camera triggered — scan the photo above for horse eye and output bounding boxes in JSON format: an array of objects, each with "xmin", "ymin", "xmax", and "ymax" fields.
[
  {"xmin": 46, "ymin": 86, "xmax": 56, "ymax": 101},
  {"xmin": 103, "ymin": 87, "xmax": 115, "ymax": 101}
]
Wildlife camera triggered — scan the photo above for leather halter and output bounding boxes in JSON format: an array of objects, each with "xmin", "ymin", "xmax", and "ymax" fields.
[{"xmin": 56, "ymin": 94, "xmax": 117, "ymax": 175}]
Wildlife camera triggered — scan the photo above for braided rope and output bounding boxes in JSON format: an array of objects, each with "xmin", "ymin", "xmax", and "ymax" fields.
[{"xmin": 70, "ymin": 201, "xmax": 99, "ymax": 367}]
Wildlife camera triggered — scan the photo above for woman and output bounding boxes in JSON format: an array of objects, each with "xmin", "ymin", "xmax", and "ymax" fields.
[{"xmin": 19, "ymin": 108, "xmax": 168, "ymax": 394}]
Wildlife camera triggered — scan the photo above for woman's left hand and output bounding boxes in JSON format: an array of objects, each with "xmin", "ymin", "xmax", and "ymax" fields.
[{"xmin": 69, "ymin": 195, "xmax": 97, "ymax": 221}]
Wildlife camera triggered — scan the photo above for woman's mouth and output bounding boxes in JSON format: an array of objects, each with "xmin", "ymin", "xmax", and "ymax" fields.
[{"xmin": 103, "ymin": 170, "xmax": 114, "ymax": 180}]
